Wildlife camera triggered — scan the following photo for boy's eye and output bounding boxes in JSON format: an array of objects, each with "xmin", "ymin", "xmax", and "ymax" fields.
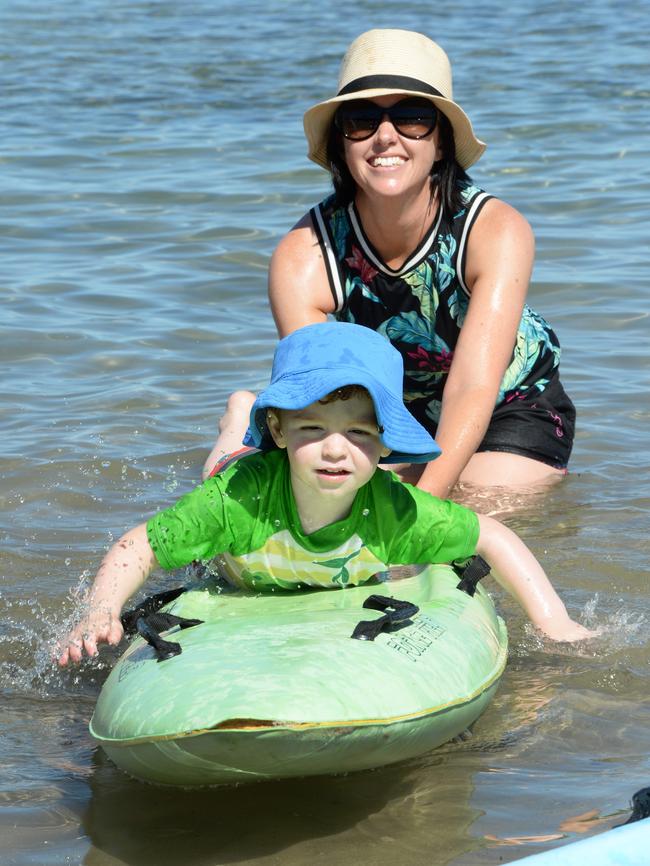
[{"xmin": 349, "ymin": 428, "xmax": 371, "ymax": 436}]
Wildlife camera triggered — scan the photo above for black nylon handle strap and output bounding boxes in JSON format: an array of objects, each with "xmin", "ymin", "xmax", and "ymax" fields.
[
  {"xmin": 119, "ymin": 586, "xmax": 205, "ymax": 662},
  {"xmin": 351, "ymin": 594, "xmax": 420, "ymax": 641},
  {"xmin": 617, "ymin": 786, "xmax": 650, "ymax": 827},
  {"xmin": 133, "ymin": 611, "xmax": 204, "ymax": 662},
  {"xmin": 120, "ymin": 586, "xmax": 187, "ymax": 635},
  {"xmin": 453, "ymin": 555, "xmax": 491, "ymax": 597},
  {"xmin": 144, "ymin": 611, "xmax": 204, "ymax": 633},
  {"xmin": 136, "ymin": 617, "xmax": 183, "ymax": 662}
]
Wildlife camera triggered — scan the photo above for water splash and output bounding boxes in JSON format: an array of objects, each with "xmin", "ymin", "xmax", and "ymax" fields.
[
  {"xmin": 0, "ymin": 575, "xmax": 115, "ymax": 699},
  {"xmin": 163, "ymin": 463, "xmax": 179, "ymax": 493},
  {"xmin": 512, "ymin": 593, "xmax": 647, "ymax": 659},
  {"xmin": 581, "ymin": 595, "xmax": 647, "ymax": 649}
]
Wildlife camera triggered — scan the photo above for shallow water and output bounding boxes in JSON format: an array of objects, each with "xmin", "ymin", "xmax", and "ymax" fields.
[{"xmin": 1, "ymin": 0, "xmax": 649, "ymax": 863}]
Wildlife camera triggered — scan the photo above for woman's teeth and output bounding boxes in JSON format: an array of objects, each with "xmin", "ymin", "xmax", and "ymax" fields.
[{"xmin": 370, "ymin": 156, "xmax": 405, "ymax": 167}]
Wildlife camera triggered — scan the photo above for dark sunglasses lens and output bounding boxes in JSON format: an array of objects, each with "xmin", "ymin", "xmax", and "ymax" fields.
[
  {"xmin": 335, "ymin": 105, "xmax": 381, "ymax": 140},
  {"xmin": 391, "ymin": 102, "xmax": 437, "ymax": 138},
  {"xmin": 335, "ymin": 99, "xmax": 438, "ymax": 141}
]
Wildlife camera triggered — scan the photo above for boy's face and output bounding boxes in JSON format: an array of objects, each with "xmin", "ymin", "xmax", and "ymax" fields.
[{"xmin": 267, "ymin": 391, "xmax": 391, "ymax": 509}]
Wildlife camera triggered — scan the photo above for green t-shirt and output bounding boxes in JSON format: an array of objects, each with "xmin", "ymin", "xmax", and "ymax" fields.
[{"xmin": 147, "ymin": 449, "xmax": 479, "ymax": 591}]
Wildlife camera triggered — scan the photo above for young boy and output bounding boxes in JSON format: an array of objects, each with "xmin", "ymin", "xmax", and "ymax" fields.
[{"xmin": 58, "ymin": 323, "xmax": 592, "ymax": 665}]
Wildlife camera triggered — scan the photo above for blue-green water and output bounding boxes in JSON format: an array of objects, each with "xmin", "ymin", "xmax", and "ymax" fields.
[{"xmin": 1, "ymin": 1, "xmax": 648, "ymax": 864}]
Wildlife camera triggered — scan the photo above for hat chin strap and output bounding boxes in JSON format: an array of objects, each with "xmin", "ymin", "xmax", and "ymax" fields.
[{"xmin": 338, "ymin": 74, "xmax": 444, "ymax": 98}]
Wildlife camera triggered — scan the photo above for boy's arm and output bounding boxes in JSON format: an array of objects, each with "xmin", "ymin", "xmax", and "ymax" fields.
[
  {"xmin": 57, "ymin": 522, "xmax": 157, "ymax": 667},
  {"xmin": 475, "ymin": 514, "xmax": 595, "ymax": 642}
]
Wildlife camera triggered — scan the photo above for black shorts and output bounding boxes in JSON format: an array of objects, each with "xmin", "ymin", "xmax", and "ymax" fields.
[{"xmin": 477, "ymin": 374, "xmax": 576, "ymax": 469}]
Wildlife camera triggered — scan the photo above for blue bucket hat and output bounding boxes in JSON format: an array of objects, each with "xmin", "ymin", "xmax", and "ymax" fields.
[{"xmin": 243, "ymin": 322, "xmax": 440, "ymax": 464}]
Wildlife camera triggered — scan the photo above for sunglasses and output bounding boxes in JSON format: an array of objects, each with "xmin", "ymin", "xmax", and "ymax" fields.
[{"xmin": 334, "ymin": 98, "xmax": 438, "ymax": 142}]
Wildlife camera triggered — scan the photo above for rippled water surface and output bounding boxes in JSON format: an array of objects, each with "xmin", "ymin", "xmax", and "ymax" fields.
[{"xmin": 1, "ymin": 1, "xmax": 649, "ymax": 864}]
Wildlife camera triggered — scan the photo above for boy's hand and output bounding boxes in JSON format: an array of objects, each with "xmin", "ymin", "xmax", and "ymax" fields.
[
  {"xmin": 537, "ymin": 617, "xmax": 598, "ymax": 643},
  {"xmin": 56, "ymin": 523, "xmax": 157, "ymax": 668},
  {"xmin": 57, "ymin": 608, "xmax": 124, "ymax": 667},
  {"xmin": 475, "ymin": 515, "xmax": 599, "ymax": 645}
]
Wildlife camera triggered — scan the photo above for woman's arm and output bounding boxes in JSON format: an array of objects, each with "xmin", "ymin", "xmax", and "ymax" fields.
[
  {"xmin": 418, "ymin": 199, "xmax": 535, "ymax": 498},
  {"xmin": 268, "ymin": 214, "xmax": 335, "ymax": 336},
  {"xmin": 475, "ymin": 514, "xmax": 594, "ymax": 641},
  {"xmin": 201, "ymin": 215, "xmax": 334, "ymax": 479},
  {"xmin": 57, "ymin": 523, "xmax": 157, "ymax": 666}
]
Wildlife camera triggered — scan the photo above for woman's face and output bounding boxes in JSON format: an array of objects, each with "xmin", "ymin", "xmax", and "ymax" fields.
[{"xmin": 340, "ymin": 95, "xmax": 442, "ymax": 203}]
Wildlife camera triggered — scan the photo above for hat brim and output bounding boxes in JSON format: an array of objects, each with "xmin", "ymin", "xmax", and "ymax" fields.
[
  {"xmin": 303, "ymin": 88, "xmax": 486, "ymax": 172},
  {"xmin": 243, "ymin": 366, "xmax": 441, "ymax": 465}
]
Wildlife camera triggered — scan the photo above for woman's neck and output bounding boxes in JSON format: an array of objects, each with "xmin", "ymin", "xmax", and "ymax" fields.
[{"xmin": 354, "ymin": 186, "xmax": 438, "ymax": 269}]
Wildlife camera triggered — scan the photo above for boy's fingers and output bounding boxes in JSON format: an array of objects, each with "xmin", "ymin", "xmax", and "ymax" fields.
[
  {"xmin": 540, "ymin": 620, "xmax": 598, "ymax": 642},
  {"xmin": 83, "ymin": 635, "xmax": 99, "ymax": 658},
  {"xmin": 107, "ymin": 621, "xmax": 124, "ymax": 646},
  {"xmin": 70, "ymin": 637, "xmax": 87, "ymax": 662},
  {"xmin": 56, "ymin": 635, "xmax": 94, "ymax": 666},
  {"xmin": 56, "ymin": 617, "xmax": 123, "ymax": 668}
]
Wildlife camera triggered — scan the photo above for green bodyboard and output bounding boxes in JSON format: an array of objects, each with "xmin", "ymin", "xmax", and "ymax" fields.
[{"xmin": 90, "ymin": 564, "xmax": 507, "ymax": 786}]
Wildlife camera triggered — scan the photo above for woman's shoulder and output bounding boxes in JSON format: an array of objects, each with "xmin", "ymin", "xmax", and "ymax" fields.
[
  {"xmin": 269, "ymin": 208, "xmax": 325, "ymax": 289},
  {"xmin": 269, "ymin": 200, "xmax": 338, "ymax": 325},
  {"xmin": 455, "ymin": 178, "xmax": 528, "ymax": 228},
  {"xmin": 451, "ymin": 177, "xmax": 532, "ymax": 251},
  {"xmin": 470, "ymin": 195, "xmax": 534, "ymax": 249},
  {"xmin": 271, "ymin": 193, "xmax": 337, "ymax": 260},
  {"xmin": 461, "ymin": 193, "xmax": 535, "ymax": 295}
]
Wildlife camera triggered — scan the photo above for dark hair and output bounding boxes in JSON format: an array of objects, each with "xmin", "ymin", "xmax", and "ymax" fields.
[
  {"xmin": 318, "ymin": 384, "xmax": 369, "ymax": 404},
  {"xmin": 266, "ymin": 385, "xmax": 381, "ymax": 439},
  {"xmin": 325, "ymin": 109, "xmax": 470, "ymax": 217}
]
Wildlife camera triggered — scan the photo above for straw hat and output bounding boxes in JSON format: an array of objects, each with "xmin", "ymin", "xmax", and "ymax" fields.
[{"xmin": 303, "ymin": 29, "xmax": 486, "ymax": 171}]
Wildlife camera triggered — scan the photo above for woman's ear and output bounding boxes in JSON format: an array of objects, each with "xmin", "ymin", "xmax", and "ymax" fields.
[
  {"xmin": 266, "ymin": 409, "xmax": 286, "ymax": 448},
  {"xmin": 379, "ymin": 446, "xmax": 392, "ymax": 459}
]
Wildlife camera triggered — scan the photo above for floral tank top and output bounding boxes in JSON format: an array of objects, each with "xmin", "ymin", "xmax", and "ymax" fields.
[{"xmin": 310, "ymin": 182, "xmax": 561, "ymax": 433}]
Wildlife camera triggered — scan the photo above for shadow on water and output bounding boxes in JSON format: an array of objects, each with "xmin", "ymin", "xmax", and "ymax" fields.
[{"xmin": 81, "ymin": 749, "xmax": 481, "ymax": 866}]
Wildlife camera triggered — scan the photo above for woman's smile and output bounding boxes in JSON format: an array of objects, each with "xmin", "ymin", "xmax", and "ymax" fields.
[{"xmin": 368, "ymin": 155, "xmax": 407, "ymax": 168}]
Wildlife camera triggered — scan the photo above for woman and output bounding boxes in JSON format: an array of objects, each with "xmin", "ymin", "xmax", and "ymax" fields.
[{"xmin": 205, "ymin": 29, "xmax": 575, "ymax": 500}]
